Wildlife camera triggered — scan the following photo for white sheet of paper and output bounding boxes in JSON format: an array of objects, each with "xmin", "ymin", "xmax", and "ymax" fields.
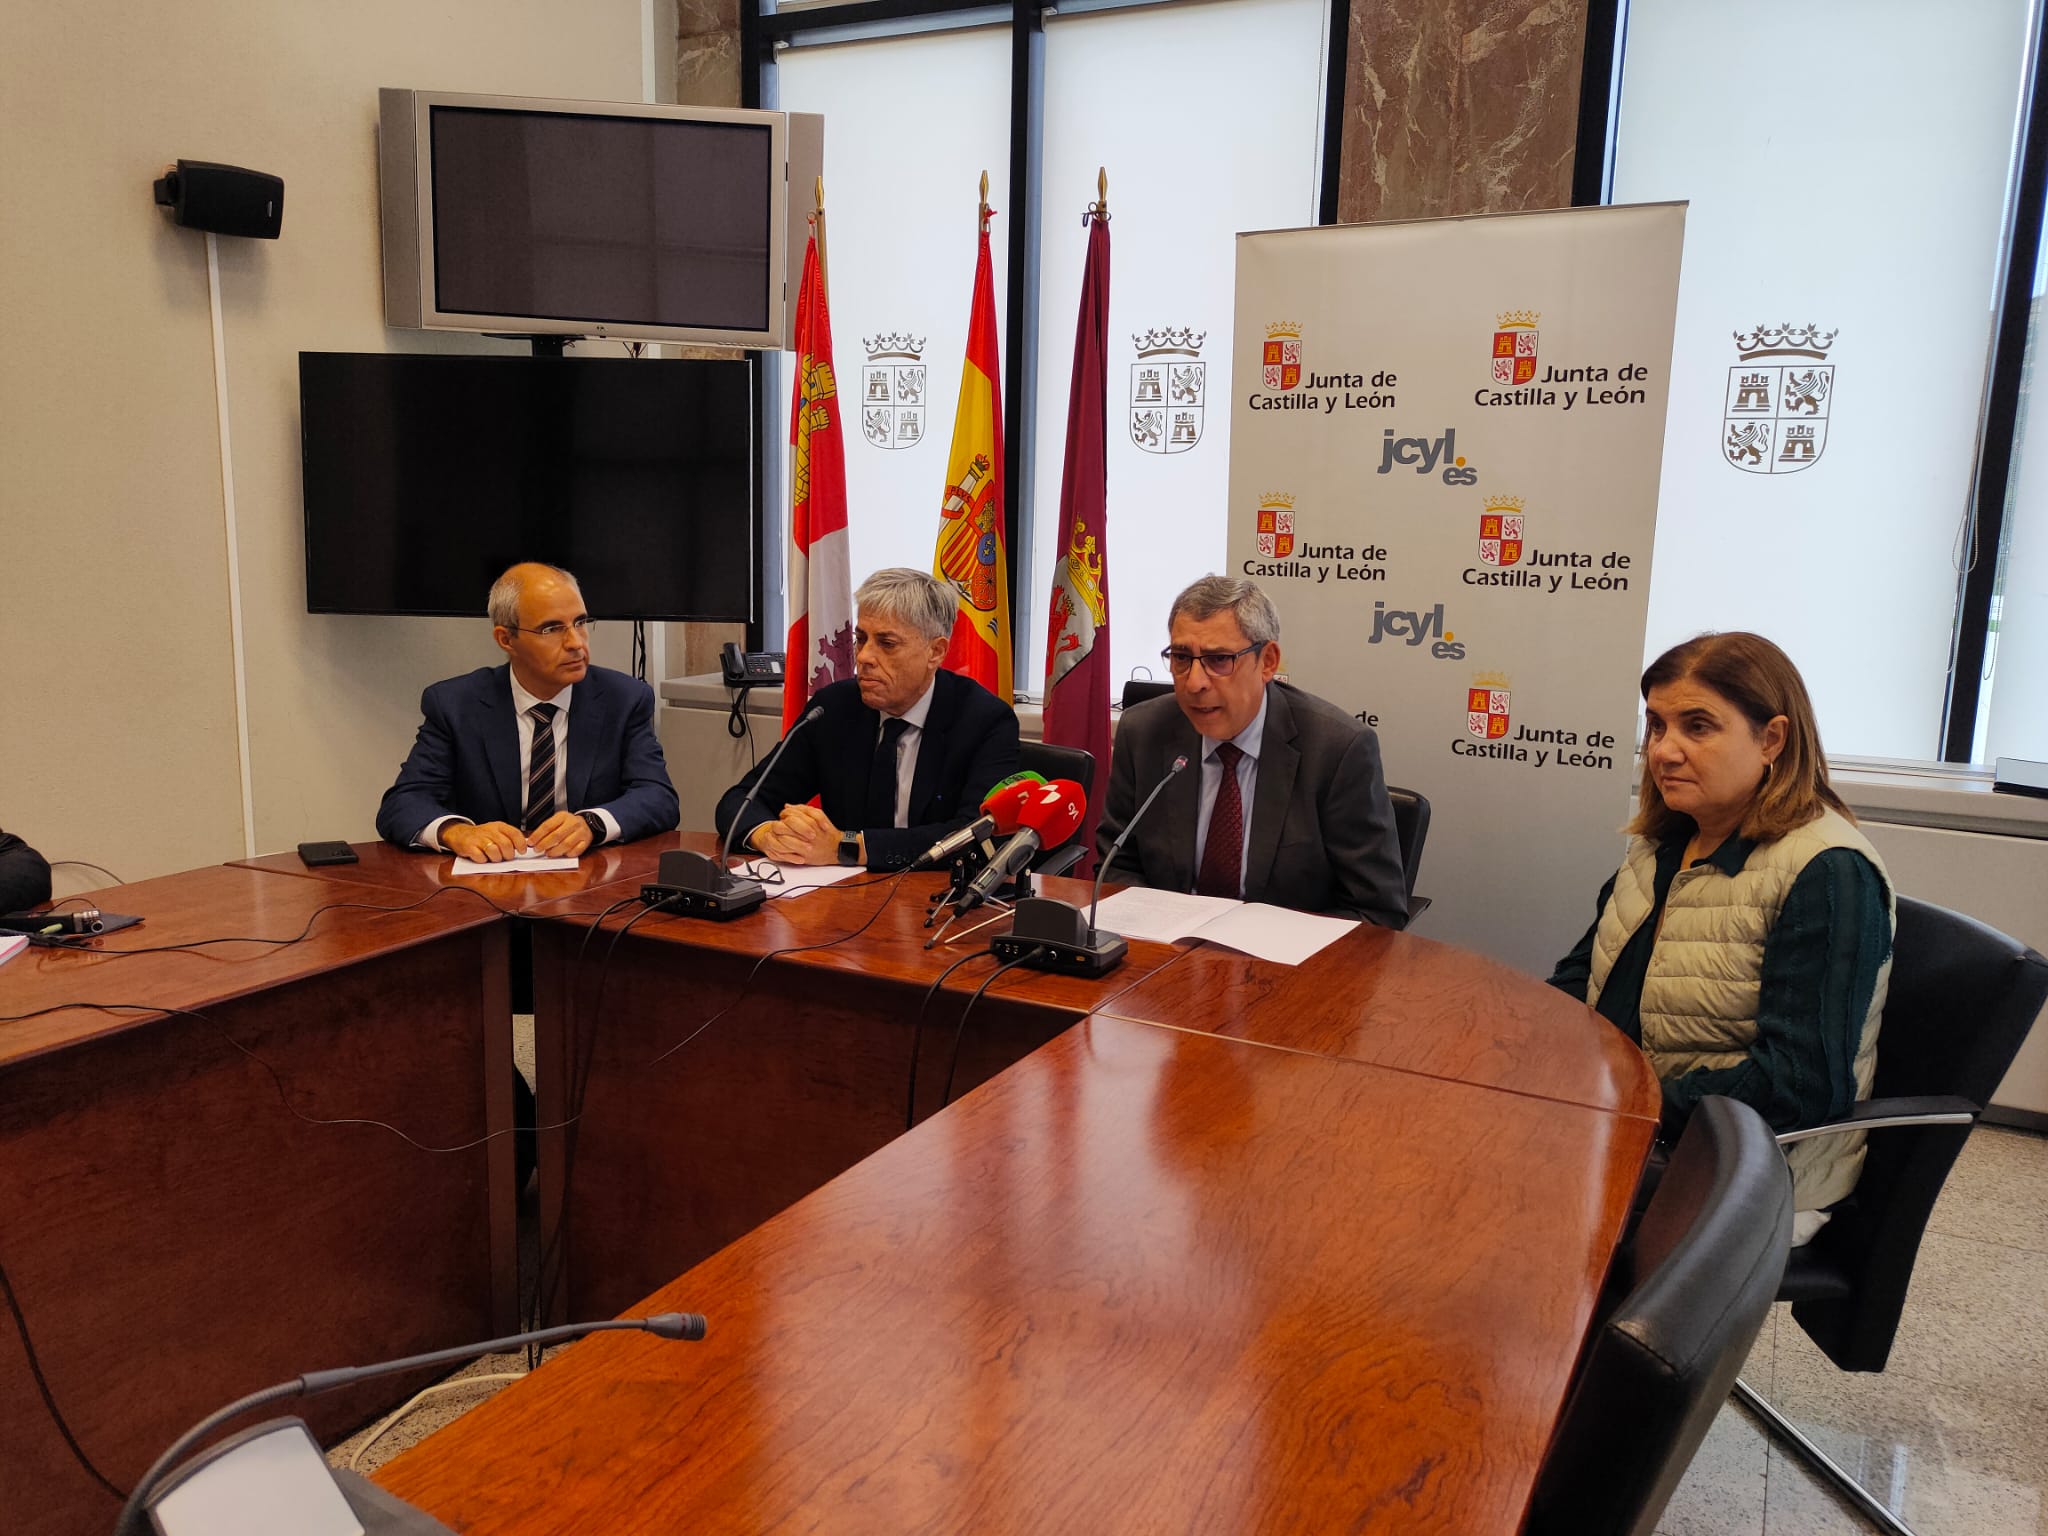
[
  {"xmin": 1089, "ymin": 888, "xmax": 1242, "ymax": 945},
  {"xmin": 1189, "ymin": 903, "xmax": 1358, "ymax": 967},
  {"xmin": 0, "ymin": 934, "xmax": 27, "ymax": 968},
  {"xmin": 757, "ymin": 862, "xmax": 868, "ymax": 899},
  {"xmin": 448, "ymin": 849, "xmax": 580, "ymax": 875}
]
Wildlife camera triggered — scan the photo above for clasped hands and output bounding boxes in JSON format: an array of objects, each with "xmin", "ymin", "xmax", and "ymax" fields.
[
  {"xmin": 443, "ymin": 810, "xmax": 593, "ymax": 863},
  {"xmin": 744, "ymin": 803, "xmax": 851, "ymax": 867}
]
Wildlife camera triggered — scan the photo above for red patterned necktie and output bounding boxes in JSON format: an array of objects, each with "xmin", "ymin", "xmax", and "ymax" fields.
[{"xmin": 1195, "ymin": 741, "xmax": 1245, "ymax": 899}]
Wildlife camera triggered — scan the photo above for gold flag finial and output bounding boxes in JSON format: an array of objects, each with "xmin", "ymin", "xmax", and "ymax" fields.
[
  {"xmin": 978, "ymin": 170, "xmax": 991, "ymax": 232},
  {"xmin": 813, "ymin": 175, "xmax": 824, "ymax": 214}
]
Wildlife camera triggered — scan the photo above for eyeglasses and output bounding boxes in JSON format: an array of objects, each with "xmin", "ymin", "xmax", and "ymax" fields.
[
  {"xmin": 504, "ymin": 617, "xmax": 595, "ymax": 642},
  {"xmin": 736, "ymin": 859, "xmax": 785, "ymax": 886},
  {"xmin": 1161, "ymin": 641, "xmax": 1265, "ymax": 678}
]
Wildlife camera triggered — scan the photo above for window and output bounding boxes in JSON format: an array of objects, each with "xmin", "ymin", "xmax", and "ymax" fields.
[
  {"xmin": 1602, "ymin": 0, "xmax": 2039, "ymax": 761},
  {"xmin": 758, "ymin": 0, "xmax": 1334, "ymax": 698}
]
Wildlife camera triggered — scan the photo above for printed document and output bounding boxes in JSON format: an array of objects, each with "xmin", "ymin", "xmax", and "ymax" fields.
[{"xmin": 1090, "ymin": 888, "xmax": 1357, "ymax": 966}]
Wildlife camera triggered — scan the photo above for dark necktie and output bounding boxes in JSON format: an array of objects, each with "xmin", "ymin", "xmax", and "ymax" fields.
[
  {"xmin": 523, "ymin": 703, "xmax": 560, "ymax": 834},
  {"xmin": 866, "ymin": 717, "xmax": 911, "ymax": 829},
  {"xmin": 1194, "ymin": 741, "xmax": 1246, "ymax": 899}
]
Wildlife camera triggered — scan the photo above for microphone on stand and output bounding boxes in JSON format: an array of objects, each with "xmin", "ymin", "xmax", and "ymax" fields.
[
  {"xmin": 993, "ymin": 754, "xmax": 1190, "ymax": 977},
  {"xmin": 907, "ymin": 770, "xmax": 1046, "ymax": 873},
  {"xmin": 647, "ymin": 704, "xmax": 826, "ymax": 920},
  {"xmin": 120, "ymin": 1312, "xmax": 707, "ymax": 1536},
  {"xmin": 925, "ymin": 781, "xmax": 1085, "ymax": 948}
]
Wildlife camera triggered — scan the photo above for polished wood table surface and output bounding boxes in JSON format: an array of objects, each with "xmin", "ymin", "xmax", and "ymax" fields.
[
  {"xmin": 0, "ymin": 866, "xmax": 517, "ymax": 1536},
  {"xmin": 381, "ymin": 1015, "xmax": 1658, "ymax": 1534},
  {"xmin": 231, "ymin": 833, "xmax": 681, "ymax": 914},
  {"xmin": 1095, "ymin": 920, "xmax": 1659, "ymax": 1117},
  {"xmin": 522, "ymin": 836, "xmax": 1194, "ymax": 1320}
]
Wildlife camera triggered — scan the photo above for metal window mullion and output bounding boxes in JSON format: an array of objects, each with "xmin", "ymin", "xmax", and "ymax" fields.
[
  {"xmin": 1942, "ymin": 0, "xmax": 2048, "ymax": 761},
  {"xmin": 1570, "ymin": 0, "xmax": 1625, "ymax": 207},
  {"xmin": 1005, "ymin": 0, "xmax": 1046, "ymax": 698}
]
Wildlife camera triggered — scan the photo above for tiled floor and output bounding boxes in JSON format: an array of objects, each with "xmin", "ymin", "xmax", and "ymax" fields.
[{"xmin": 1658, "ymin": 1124, "xmax": 2048, "ymax": 1535}]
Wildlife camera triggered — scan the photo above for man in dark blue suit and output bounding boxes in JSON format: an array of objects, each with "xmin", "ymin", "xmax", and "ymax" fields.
[
  {"xmin": 716, "ymin": 568, "xmax": 1019, "ymax": 870},
  {"xmin": 378, "ymin": 563, "xmax": 679, "ymax": 858}
]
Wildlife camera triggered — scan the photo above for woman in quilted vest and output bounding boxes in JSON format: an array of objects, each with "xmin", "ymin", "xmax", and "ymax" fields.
[{"xmin": 1548, "ymin": 632, "xmax": 1894, "ymax": 1244}]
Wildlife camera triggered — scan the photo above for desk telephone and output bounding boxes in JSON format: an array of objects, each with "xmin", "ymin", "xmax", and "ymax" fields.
[{"xmin": 722, "ymin": 642, "xmax": 785, "ymax": 689}]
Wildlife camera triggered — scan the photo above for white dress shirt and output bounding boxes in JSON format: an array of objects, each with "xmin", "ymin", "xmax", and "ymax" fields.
[
  {"xmin": 421, "ymin": 675, "xmax": 620, "ymax": 850},
  {"xmin": 1190, "ymin": 691, "xmax": 1268, "ymax": 898}
]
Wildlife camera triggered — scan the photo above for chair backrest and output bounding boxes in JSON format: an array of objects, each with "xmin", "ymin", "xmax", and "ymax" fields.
[
  {"xmin": 1788, "ymin": 895, "xmax": 2048, "ymax": 1371},
  {"xmin": 1018, "ymin": 741, "xmax": 1095, "ymax": 803},
  {"xmin": 1525, "ymin": 1097, "xmax": 1792, "ymax": 1536},
  {"xmin": 1119, "ymin": 679, "xmax": 1172, "ymax": 711},
  {"xmin": 1385, "ymin": 786, "xmax": 1430, "ymax": 899}
]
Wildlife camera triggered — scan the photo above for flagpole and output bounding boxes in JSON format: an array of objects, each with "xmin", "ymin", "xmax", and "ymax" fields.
[{"xmin": 812, "ymin": 175, "xmax": 828, "ymax": 304}]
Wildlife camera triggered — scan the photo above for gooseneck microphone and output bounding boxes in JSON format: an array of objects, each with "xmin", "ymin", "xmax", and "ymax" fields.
[
  {"xmin": 720, "ymin": 703, "xmax": 827, "ymax": 872},
  {"xmin": 647, "ymin": 705, "xmax": 825, "ymax": 921},
  {"xmin": 990, "ymin": 755, "xmax": 1190, "ymax": 977},
  {"xmin": 118, "ymin": 1312, "xmax": 707, "ymax": 1536},
  {"xmin": 1088, "ymin": 753, "xmax": 1190, "ymax": 939}
]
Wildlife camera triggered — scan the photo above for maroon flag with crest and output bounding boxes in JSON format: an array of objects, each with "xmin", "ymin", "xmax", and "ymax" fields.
[{"xmin": 1042, "ymin": 204, "xmax": 1113, "ymax": 874}]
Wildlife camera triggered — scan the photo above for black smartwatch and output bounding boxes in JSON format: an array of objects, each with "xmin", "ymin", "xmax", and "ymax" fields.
[
  {"xmin": 837, "ymin": 831, "xmax": 862, "ymax": 866},
  {"xmin": 580, "ymin": 811, "xmax": 606, "ymax": 847}
]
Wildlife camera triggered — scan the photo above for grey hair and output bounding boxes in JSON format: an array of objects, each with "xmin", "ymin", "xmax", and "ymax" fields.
[
  {"xmin": 855, "ymin": 567, "xmax": 957, "ymax": 643},
  {"xmin": 487, "ymin": 564, "xmax": 579, "ymax": 629},
  {"xmin": 1168, "ymin": 574, "xmax": 1281, "ymax": 646}
]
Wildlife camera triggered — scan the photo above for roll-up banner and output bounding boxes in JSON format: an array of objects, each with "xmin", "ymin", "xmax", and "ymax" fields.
[{"xmin": 1228, "ymin": 204, "xmax": 1687, "ymax": 974}]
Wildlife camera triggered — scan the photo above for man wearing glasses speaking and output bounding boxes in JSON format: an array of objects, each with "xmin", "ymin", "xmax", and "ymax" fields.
[
  {"xmin": 1098, "ymin": 575, "xmax": 1408, "ymax": 927},
  {"xmin": 377, "ymin": 562, "xmax": 680, "ymax": 861}
]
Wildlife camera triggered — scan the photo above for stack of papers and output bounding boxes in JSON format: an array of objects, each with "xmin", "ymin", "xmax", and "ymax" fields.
[
  {"xmin": 750, "ymin": 862, "xmax": 868, "ymax": 900},
  {"xmin": 449, "ymin": 849, "xmax": 581, "ymax": 875},
  {"xmin": 0, "ymin": 933, "xmax": 26, "ymax": 968},
  {"xmin": 1088, "ymin": 888, "xmax": 1357, "ymax": 966}
]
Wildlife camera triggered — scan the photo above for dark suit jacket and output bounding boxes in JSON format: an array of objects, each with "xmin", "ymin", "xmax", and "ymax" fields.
[
  {"xmin": 1096, "ymin": 681, "xmax": 1409, "ymax": 928},
  {"xmin": 0, "ymin": 830, "xmax": 52, "ymax": 911},
  {"xmin": 714, "ymin": 671, "xmax": 1020, "ymax": 871},
  {"xmin": 376, "ymin": 664, "xmax": 679, "ymax": 847}
]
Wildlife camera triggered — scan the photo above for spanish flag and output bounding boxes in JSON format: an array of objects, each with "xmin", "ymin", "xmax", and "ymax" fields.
[{"xmin": 931, "ymin": 208, "xmax": 1012, "ymax": 702}]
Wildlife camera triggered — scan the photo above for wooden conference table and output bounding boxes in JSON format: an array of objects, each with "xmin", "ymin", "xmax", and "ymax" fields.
[
  {"xmin": 0, "ymin": 864, "xmax": 515, "ymax": 1536},
  {"xmin": 375, "ymin": 836, "xmax": 1659, "ymax": 1533}
]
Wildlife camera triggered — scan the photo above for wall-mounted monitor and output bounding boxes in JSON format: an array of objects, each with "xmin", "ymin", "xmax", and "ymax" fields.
[
  {"xmin": 300, "ymin": 352, "xmax": 757, "ymax": 622},
  {"xmin": 378, "ymin": 89, "xmax": 823, "ymax": 349}
]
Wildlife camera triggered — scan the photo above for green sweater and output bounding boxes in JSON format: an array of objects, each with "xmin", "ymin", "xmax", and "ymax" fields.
[{"xmin": 1548, "ymin": 832, "xmax": 1891, "ymax": 1137}]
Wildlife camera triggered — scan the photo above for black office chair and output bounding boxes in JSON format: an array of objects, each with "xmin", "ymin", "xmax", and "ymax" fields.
[
  {"xmin": 1016, "ymin": 741, "xmax": 1096, "ymax": 876},
  {"xmin": 1385, "ymin": 786, "xmax": 1431, "ymax": 920},
  {"xmin": 1118, "ymin": 678, "xmax": 1171, "ymax": 710},
  {"xmin": 1525, "ymin": 1096, "xmax": 1793, "ymax": 1536},
  {"xmin": 1730, "ymin": 895, "xmax": 2048, "ymax": 1536},
  {"xmin": 1018, "ymin": 740, "xmax": 1095, "ymax": 801}
]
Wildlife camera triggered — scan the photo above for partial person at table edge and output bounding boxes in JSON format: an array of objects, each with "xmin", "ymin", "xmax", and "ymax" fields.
[
  {"xmin": 715, "ymin": 567, "xmax": 1021, "ymax": 870},
  {"xmin": 376, "ymin": 562, "xmax": 680, "ymax": 862},
  {"xmin": 1547, "ymin": 630, "xmax": 1895, "ymax": 1244},
  {"xmin": 0, "ymin": 826, "xmax": 53, "ymax": 910},
  {"xmin": 1097, "ymin": 574, "xmax": 1409, "ymax": 928}
]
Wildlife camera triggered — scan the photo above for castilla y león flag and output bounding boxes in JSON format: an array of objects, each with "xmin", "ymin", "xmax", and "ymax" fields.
[
  {"xmin": 784, "ymin": 221, "xmax": 853, "ymax": 731},
  {"xmin": 1043, "ymin": 207, "xmax": 1112, "ymax": 873},
  {"xmin": 931, "ymin": 213, "xmax": 1012, "ymax": 703}
]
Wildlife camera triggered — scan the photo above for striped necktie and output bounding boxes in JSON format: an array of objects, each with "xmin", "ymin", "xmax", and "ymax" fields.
[{"xmin": 523, "ymin": 703, "xmax": 560, "ymax": 834}]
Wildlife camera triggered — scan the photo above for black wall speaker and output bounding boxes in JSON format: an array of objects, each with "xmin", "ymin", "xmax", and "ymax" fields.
[{"xmin": 153, "ymin": 160, "xmax": 284, "ymax": 239}]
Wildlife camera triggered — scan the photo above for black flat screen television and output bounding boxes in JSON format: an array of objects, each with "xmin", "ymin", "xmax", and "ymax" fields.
[{"xmin": 300, "ymin": 352, "xmax": 756, "ymax": 621}]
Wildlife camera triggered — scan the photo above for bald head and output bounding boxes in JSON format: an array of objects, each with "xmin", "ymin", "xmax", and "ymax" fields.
[{"xmin": 489, "ymin": 563, "xmax": 591, "ymax": 699}]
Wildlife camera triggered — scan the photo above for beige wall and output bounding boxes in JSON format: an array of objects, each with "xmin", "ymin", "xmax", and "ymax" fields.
[{"xmin": 2, "ymin": 1, "xmax": 649, "ymax": 884}]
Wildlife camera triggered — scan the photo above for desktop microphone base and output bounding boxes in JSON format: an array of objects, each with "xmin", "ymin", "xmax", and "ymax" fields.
[
  {"xmin": 642, "ymin": 851, "xmax": 766, "ymax": 922},
  {"xmin": 991, "ymin": 897, "xmax": 1127, "ymax": 976}
]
